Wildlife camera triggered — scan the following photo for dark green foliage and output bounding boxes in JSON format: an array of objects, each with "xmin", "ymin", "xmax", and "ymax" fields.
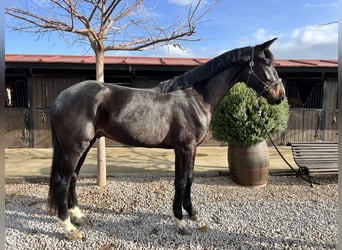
[{"xmin": 211, "ymin": 82, "xmax": 289, "ymax": 146}]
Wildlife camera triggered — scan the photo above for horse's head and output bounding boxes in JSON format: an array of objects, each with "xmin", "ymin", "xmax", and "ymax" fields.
[{"xmin": 245, "ymin": 38, "xmax": 285, "ymax": 105}]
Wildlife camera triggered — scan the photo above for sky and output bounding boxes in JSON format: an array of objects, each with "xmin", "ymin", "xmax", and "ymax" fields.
[{"xmin": 5, "ymin": 0, "xmax": 338, "ymax": 60}]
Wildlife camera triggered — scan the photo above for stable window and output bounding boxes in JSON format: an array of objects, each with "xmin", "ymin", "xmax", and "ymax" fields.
[
  {"xmin": 285, "ymin": 79, "xmax": 323, "ymax": 109},
  {"xmin": 5, "ymin": 79, "xmax": 28, "ymax": 108}
]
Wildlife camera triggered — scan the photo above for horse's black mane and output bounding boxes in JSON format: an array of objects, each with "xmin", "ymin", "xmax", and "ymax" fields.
[{"xmin": 158, "ymin": 46, "xmax": 253, "ymax": 92}]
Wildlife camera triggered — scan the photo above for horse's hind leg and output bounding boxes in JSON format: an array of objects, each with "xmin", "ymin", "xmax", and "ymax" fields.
[
  {"xmin": 67, "ymin": 173, "xmax": 87, "ymax": 227},
  {"xmin": 49, "ymin": 136, "xmax": 93, "ymax": 240},
  {"xmin": 67, "ymin": 139, "xmax": 96, "ymax": 226},
  {"xmin": 53, "ymin": 154, "xmax": 84, "ymax": 240}
]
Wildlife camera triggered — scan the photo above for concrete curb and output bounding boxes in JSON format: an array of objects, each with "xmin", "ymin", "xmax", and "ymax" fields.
[{"xmin": 5, "ymin": 168, "xmax": 296, "ymax": 184}]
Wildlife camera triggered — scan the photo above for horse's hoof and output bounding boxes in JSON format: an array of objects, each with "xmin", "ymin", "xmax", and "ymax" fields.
[
  {"xmin": 190, "ymin": 214, "xmax": 200, "ymax": 221},
  {"xmin": 59, "ymin": 217, "xmax": 84, "ymax": 240},
  {"xmin": 174, "ymin": 217, "xmax": 192, "ymax": 235},
  {"xmin": 177, "ymin": 226, "xmax": 192, "ymax": 235},
  {"xmin": 74, "ymin": 217, "xmax": 89, "ymax": 227},
  {"xmin": 65, "ymin": 228, "xmax": 84, "ymax": 240}
]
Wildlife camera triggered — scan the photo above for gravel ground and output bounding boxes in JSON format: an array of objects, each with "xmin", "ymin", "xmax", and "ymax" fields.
[{"xmin": 5, "ymin": 175, "xmax": 337, "ymax": 249}]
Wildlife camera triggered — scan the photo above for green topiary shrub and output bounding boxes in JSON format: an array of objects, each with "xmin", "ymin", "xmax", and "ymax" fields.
[{"xmin": 211, "ymin": 82, "xmax": 289, "ymax": 147}]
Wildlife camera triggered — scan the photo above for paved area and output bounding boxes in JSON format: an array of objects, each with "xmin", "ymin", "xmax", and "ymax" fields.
[{"xmin": 5, "ymin": 146, "xmax": 297, "ymax": 182}]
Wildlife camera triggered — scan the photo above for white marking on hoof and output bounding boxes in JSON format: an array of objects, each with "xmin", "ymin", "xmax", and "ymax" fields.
[
  {"xmin": 68, "ymin": 206, "xmax": 88, "ymax": 226},
  {"xmin": 174, "ymin": 217, "xmax": 192, "ymax": 235},
  {"xmin": 58, "ymin": 217, "xmax": 84, "ymax": 240},
  {"xmin": 68, "ymin": 206, "xmax": 85, "ymax": 218}
]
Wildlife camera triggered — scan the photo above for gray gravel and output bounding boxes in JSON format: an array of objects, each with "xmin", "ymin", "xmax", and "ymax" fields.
[{"xmin": 5, "ymin": 175, "xmax": 337, "ymax": 249}]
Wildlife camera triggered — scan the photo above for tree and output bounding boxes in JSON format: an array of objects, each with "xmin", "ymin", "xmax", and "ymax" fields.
[{"xmin": 6, "ymin": 0, "xmax": 217, "ymax": 186}]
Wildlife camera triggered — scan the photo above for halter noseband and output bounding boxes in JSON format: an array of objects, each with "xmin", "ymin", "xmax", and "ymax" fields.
[{"xmin": 246, "ymin": 46, "xmax": 282, "ymax": 93}]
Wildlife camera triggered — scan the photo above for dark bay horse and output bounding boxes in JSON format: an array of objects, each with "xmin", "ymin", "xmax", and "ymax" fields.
[{"xmin": 48, "ymin": 38, "xmax": 285, "ymax": 239}]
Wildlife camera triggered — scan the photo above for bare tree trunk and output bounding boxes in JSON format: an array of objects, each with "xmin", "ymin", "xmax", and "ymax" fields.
[{"xmin": 95, "ymin": 46, "xmax": 106, "ymax": 186}]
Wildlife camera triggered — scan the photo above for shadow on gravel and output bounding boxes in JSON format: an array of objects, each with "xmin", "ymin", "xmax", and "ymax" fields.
[
  {"xmin": 83, "ymin": 209, "xmax": 337, "ymax": 249},
  {"xmin": 5, "ymin": 173, "xmax": 337, "ymax": 249},
  {"xmin": 5, "ymin": 195, "xmax": 63, "ymax": 239},
  {"xmin": 5, "ymin": 189, "xmax": 337, "ymax": 248}
]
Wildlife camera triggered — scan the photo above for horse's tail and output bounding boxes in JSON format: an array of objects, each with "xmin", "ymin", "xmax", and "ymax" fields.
[{"xmin": 47, "ymin": 119, "xmax": 63, "ymax": 215}]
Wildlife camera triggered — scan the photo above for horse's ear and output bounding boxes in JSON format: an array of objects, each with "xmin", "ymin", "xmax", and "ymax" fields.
[{"xmin": 255, "ymin": 38, "xmax": 277, "ymax": 52}]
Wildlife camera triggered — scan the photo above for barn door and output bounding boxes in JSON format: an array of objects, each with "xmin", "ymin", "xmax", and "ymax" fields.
[
  {"xmin": 32, "ymin": 75, "xmax": 88, "ymax": 147},
  {"xmin": 5, "ymin": 79, "xmax": 32, "ymax": 147},
  {"xmin": 33, "ymin": 108, "xmax": 51, "ymax": 147}
]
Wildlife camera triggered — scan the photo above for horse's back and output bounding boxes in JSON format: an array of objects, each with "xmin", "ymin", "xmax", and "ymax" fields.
[{"xmin": 50, "ymin": 79, "xmax": 210, "ymax": 148}]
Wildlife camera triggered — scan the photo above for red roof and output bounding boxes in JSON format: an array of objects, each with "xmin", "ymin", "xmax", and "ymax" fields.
[{"xmin": 5, "ymin": 54, "xmax": 338, "ymax": 68}]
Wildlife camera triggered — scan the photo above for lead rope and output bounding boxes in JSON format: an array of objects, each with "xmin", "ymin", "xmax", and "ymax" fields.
[{"xmin": 255, "ymin": 103, "xmax": 321, "ymax": 186}]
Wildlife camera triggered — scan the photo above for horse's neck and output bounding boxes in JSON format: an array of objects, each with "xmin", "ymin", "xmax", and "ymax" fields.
[{"xmin": 195, "ymin": 64, "xmax": 245, "ymax": 111}]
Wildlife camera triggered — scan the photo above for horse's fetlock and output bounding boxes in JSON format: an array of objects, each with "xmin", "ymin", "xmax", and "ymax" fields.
[{"xmin": 68, "ymin": 206, "xmax": 84, "ymax": 218}]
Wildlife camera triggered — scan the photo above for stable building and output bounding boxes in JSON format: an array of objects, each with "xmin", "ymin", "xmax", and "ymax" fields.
[{"xmin": 5, "ymin": 54, "xmax": 338, "ymax": 147}]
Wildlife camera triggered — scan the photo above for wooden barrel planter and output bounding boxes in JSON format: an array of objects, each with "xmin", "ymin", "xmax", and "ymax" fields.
[{"xmin": 228, "ymin": 140, "xmax": 269, "ymax": 187}]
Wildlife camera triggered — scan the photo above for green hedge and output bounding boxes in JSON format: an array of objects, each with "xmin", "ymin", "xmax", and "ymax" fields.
[{"xmin": 211, "ymin": 82, "xmax": 289, "ymax": 147}]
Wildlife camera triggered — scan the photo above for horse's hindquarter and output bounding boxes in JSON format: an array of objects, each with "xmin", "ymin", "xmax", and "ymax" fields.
[
  {"xmin": 51, "ymin": 81, "xmax": 110, "ymax": 145},
  {"xmin": 99, "ymin": 87, "xmax": 211, "ymax": 148}
]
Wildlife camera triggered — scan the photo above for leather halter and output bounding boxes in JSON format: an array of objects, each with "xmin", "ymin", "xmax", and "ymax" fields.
[{"xmin": 246, "ymin": 46, "xmax": 282, "ymax": 93}]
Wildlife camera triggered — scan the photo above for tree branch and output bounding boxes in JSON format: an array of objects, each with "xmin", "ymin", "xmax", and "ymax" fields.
[
  {"xmin": 6, "ymin": 0, "xmax": 217, "ymax": 52},
  {"xmin": 104, "ymin": 29, "xmax": 200, "ymax": 51},
  {"xmin": 88, "ymin": 0, "xmax": 102, "ymax": 22},
  {"xmin": 314, "ymin": 21, "xmax": 338, "ymax": 27},
  {"xmin": 103, "ymin": 0, "xmax": 121, "ymax": 23},
  {"xmin": 6, "ymin": 8, "xmax": 71, "ymax": 31}
]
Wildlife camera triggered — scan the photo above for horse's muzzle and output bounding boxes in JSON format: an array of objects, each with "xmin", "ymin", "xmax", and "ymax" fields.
[{"xmin": 266, "ymin": 82, "xmax": 286, "ymax": 105}]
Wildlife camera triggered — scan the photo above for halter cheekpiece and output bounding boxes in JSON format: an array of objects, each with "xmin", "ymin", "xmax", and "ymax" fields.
[{"xmin": 246, "ymin": 46, "xmax": 282, "ymax": 92}]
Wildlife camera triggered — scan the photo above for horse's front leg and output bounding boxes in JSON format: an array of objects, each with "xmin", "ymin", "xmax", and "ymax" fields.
[
  {"xmin": 173, "ymin": 146, "xmax": 198, "ymax": 235},
  {"xmin": 182, "ymin": 148, "xmax": 198, "ymax": 220}
]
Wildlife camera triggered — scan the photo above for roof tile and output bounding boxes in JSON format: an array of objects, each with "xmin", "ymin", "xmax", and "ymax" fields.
[{"xmin": 5, "ymin": 54, "xmax": 338, "ymax": 68}]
